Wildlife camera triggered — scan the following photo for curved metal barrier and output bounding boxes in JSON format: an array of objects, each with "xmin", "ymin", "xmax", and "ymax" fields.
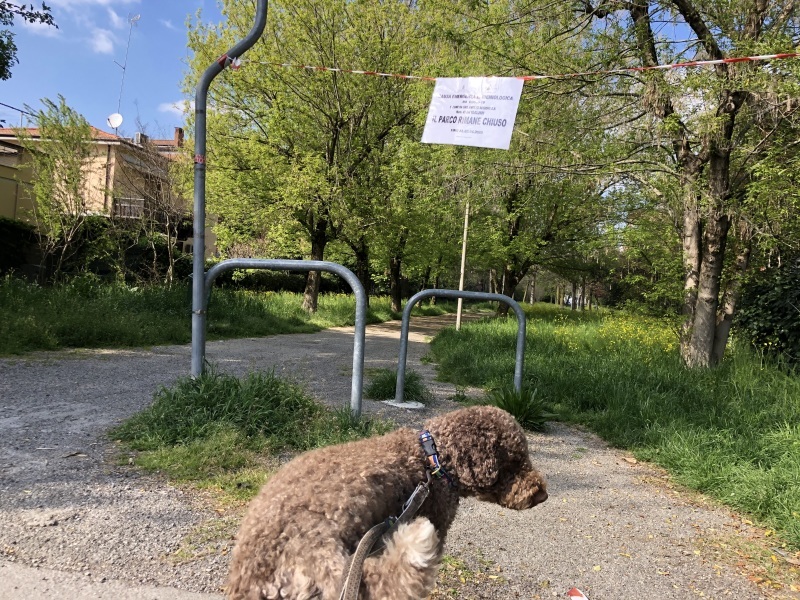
[
  {"xmin": 394, "ymin": 290, "xmax": 527, "ymax": 404},
  {"xmin": 191, "ymin": 0, "xmax": 268, "ymax": 375},
  {"xmin": 199, "ymin": 259, "xmax": 368, "ymax": 418},
  {"xmin": 188, "ymin": 4, "xmax": 369, "ymax": 417}
]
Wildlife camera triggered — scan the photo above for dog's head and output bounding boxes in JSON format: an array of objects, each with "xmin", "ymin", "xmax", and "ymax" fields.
[{"xmin": 426, "ymin": 405, "xmax": 547, "ymax": 510}]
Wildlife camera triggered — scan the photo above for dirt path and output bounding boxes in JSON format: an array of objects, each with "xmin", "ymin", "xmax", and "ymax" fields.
[{"xmin": 0, "ymin": 314, "xmax": 781, "ymax": 599}]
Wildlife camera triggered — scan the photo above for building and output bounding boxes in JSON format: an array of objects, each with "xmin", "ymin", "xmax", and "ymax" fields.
[{"xmin": 0, "ymin": 126, "xmax": 214, "ymax": 257}]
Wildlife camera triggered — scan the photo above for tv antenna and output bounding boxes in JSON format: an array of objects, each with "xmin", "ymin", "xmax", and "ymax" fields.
[{"xmin": 107, "ymin": 13, "xmax": 141, "ymax": 133}]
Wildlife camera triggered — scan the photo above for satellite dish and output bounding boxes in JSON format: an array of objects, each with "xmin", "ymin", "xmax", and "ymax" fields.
[{"xmin": 107, "ymin": 113, "xmax": 124, "ymax": 129}]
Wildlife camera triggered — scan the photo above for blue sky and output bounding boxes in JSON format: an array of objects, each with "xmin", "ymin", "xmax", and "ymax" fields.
[{"xmin": 0, "ymin": 0, "xmax": 226, "ymax": 138}]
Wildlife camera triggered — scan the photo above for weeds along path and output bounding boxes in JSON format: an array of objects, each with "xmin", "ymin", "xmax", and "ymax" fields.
[{"xmin": 0, "ymin": 314, "xmax": 774, "ymax": 599}]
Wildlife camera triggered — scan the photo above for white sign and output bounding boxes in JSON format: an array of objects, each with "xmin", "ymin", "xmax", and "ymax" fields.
[{"xmin": 421, "ymin": 77, "xmax": 524, "ymax": 150}]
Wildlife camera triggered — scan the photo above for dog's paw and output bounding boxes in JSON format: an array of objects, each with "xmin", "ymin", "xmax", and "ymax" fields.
[{"xmin": 389, "ymin": 517, "xmax": 439, "ymax": 569}]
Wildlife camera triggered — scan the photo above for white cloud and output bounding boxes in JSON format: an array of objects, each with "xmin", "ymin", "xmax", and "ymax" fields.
[
  {"xmin": 107, "ymin": 8, "xmax": 126, "ymax": 29},
  {"xmin": 90, "ymin": 28, "xmax": 115, "ymax": 54},
  {"xmin": 20, "ymin": 20, "xmax": 60, "ymax": 37},
  {"xmin": 160, "ymin": 19, "xmax": 177, "ymax": 31},
  {"xmin": 158, "ymin": 100, "xmax": 194, "ymax": 116}
]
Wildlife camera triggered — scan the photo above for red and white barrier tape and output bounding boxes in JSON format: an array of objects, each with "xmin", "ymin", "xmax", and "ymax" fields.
[
  {"xmin": 239, "ymin": 52, "xmax": 799, "ymax": 82},
  {"xmin": 244, "ymin": 60, "xmax": 435, "ymax": 80},
  {"xmin": 519, "ymin": 52, "xmax": 800, "ymax": 80}
]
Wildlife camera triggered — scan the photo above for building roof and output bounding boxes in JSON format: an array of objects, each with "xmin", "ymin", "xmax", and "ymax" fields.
[{"xmin": 0, "ymin": 126, "xmax": 122, "ymax": 142}]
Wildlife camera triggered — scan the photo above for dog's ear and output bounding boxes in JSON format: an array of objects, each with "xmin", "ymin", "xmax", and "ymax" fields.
[{"xmin": 448, "ymin": 428, "xmax": 500, "ymax": 490}]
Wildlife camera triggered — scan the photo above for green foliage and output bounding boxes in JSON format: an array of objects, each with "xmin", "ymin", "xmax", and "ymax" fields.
[
  {"xmin": 365, "ymin": 368, "xmax": 431, "ymax": 404},
  {"xmin": 484, "ymin": 386, "xmax": 555, "ymax": 432},
  {"xmin": 604, "ymin": 191, "xmax": 684, "ymax": 316},
  {"xmin": 735, "ymin": 262, "xmax": 800, "ymax": 365},
  {"xmin": 0, "ymin": 212, "xmax": 193, "ymax": 286},
  {"xmin": 16, "ymin": 96, "xmax": 94, "ymax": 281},
  {"xmin": 0, "ymin": 1, "xmax": 56, "ymax": 80},
  {"xmin": 428, "ymin": 309, "xmax": 800, "ymax": 547},
  {"xmin": 112, "ymin": 370, "xmax": 392, "ymax": 486},
  {"xmin": 176, "ymin": 0, "xmax": 800, "ymax": 361},
  {"xmin": 187, "ymin": 0, "xmax": 438, "ymax": 310},
  {"xmin": 211, "ymin": 268, "xmax": 345, "ymax": 294}
]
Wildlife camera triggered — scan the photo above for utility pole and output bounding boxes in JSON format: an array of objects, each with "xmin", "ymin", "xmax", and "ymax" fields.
[{"xmin": 456, "ymin": 199, "xmax": 470, "ymax": 331}]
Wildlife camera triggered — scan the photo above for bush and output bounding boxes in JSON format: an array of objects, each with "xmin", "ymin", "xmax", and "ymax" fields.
[
  {"xmin": 209, "ymin": 267, "xmax": 346, "ymax": 294},
  {"xmin": 365, "ymin": 368, "xmax": 431, "ymax": 404},
  {"xmin": 122, "ymin": 233, "xmax": 192, "ymax": 284},
  {"xmin": 484, "ymin": 386, "xmax": 555, "ymax": 431},
  {"xmin": 735, "ymin": 261, "xmax": 800, "ymax": 365}
]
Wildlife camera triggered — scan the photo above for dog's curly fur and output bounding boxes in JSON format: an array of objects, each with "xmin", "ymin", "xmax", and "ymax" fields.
[{"xmin": 226, "ymin": 405, "xmax": 548, "ymax": 600}]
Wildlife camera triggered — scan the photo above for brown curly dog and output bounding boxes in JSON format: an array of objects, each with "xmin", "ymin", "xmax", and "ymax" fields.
[{"xmin": 226, "ymin": 405, "xmax": 548, "ymax": 600}]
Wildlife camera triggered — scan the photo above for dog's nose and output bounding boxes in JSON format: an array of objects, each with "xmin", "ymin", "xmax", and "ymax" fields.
[{"xmin": 532, "ymin": 489, "xmax": 548, "ymax": 506}]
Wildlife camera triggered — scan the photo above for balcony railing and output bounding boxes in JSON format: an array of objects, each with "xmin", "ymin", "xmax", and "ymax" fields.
[{"xmin": 112, "ymin": 197, "xmax": 145, "ymax": 218}]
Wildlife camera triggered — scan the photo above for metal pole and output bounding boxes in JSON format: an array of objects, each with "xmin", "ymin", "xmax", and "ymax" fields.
[
  {"xmin": 394, "ymin": 289, "xmax": 526, "ymax": 404},
  {"xmin": 203, "ymin": 259, "xmax": 367, "ymax": 418},
  {"xmin": 192, "ymin": 0, "xmax": 269, "ymax": 377},
  {"xmin": 455, "ymin": 199, "xmax": 469, "ymax": 331}
]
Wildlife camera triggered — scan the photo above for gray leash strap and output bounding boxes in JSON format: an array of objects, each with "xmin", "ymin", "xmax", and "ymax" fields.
[
  {"xmin": 337, "ymin": 478, "xmax": 431, "ymax": 600},
  {"xmin": 338, "ymin": 520, "xmax": 389, "ymax": 600}
]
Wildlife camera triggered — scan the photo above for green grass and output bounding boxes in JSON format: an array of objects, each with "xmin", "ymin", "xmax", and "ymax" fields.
[
  {"xmin": 365, "ymin": 368, "xmax": 432, "ymax": 404},
  {"xmin": 484, "ymin": 386, "xmax": 556, "ymax": 431},
  {"xmin": 0, "ymin": 276, "xmax": 457, "ymax": 355},
  {"xmin": 428, "ymin": 303, "xmax": 800, "ymax": 548},
  {"xmin": 112, "ymin": 369, "xmax": 393, "ymax": 499}
]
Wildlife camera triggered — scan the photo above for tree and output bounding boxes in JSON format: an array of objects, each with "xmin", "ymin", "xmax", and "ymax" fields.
[
  {"xmin": 576, "ymin": 0, "xmax": 800, "ymax": 366},
  {"xmin": 420, "ymin": 0, "xmax": 620, "ymax": 314},
  {"xmin": 372, "ymin": 138, "xmax": 461, "ymax": 311},
  {"xmin": 187, "ymin": 0, "xmax": 426, "ymax": 311},
  {"xmin": 17, "ymin": 96, "xmax": 93, "ymax": 281},
  {"xmin": 111, "ymin": 133, "xmax": 191, "ymax": 285},
  {"xmin": 604, "ymin": 187, "xmax": 685, "ymax": 314},
  {"xmin": 436, "ymin": 0, "xmax": 799, "ymax": 365},
  {"xmin": 0, "ymin": 1, "xmax": 56, "ymax": 81}
]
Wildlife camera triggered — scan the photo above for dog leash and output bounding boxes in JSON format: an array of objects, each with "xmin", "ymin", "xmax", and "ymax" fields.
[{"xmin": 337, "ymin": 431, "xmax": 451, "ymax": 600}]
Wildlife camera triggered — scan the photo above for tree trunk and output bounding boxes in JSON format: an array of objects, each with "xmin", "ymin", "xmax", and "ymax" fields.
[
  {"xmin": 683, "ymin": 210, "xmax": 730, "ymax": 367},
  {"xmin": 581, "ymin": 276, "xmax": 587, "ymax": 310},
  {"xmin": 302, "ymin": 218, "xmax": 329, "ymax": 313},
  {"xmin": 712, "ymin": 226, "xmax": 752, "ymax": 364},
  {"xmin": 389, "ymin": 254, "xmax": 403, "ymax": 313},
  {"xmin": 431, "ymin": 273, "xmax": 441, "ymax": 305},
  {"xmin": 571, "ymin": 281, "xmax": 577, "ymax": 311},
  {"xmin": 421, "ymin": 264, "xmax": 431, "ymax": 290},
  {"xmin": 681, "ymin": 145, "xmax": 734, "ymax": 367},
  {"xmin": 680, "ymin": 180, "xmax": 703, "ymax": 362},
  {"xmin": 496, "ymin": 265, "xmax": 525, "ymax": 317},
  {"xmin": 351, "ymin": 237, "xmax": 371, "ymax": 305},
  {"xmin": 389, "ymin": 232, "xmax": 407, "ymax": 313}
]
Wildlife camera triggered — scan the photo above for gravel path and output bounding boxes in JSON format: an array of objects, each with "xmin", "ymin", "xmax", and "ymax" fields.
[{"xmin": 0, "ymin": 314, "xmax": 779, "ymax": 599}]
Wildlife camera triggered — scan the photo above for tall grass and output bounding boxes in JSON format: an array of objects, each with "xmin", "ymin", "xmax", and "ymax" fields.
[
  {"xmin": 365, "ymin": 368, "xmax": 432, "ymax": 404},
  {"xmin": 429, "ymin": 303, "xmax": 800, "ymax": 547},
  {"xmin": 0, "ymin": 276, "xmax": 452, "ymax": 355}
]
